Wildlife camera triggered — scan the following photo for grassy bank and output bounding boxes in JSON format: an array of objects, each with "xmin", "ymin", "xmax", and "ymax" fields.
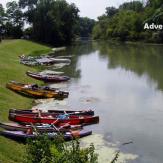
[{"xmin": 0, "ymin": 39, "xmax": 51, "ymax": 163}]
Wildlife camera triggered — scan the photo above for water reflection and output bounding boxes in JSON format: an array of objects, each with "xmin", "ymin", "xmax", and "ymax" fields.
[
  {"xmin": 94, "ymin": 41, "xmax": 163, "ymax": 91},
  {"xmin": 55, "ymin": 41, "xmax": 97, "ymax": 78},
  {"xmin": 37, "ymin": 41, "xmax": 163, "ymax": 163}
]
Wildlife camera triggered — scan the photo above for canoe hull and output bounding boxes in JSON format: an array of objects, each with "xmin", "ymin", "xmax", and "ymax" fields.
[
  {"xmin": 26, "ymin": 71, "xmax": 70, "ymax": 83},
  {"xmin": 6, "ymin": 81, "xmax": 69, "ymax": 99},
  {"xmin": 0, "ymin": 130, "xmax": 92, "ymax": 142},
  {"xmin": 9, "ymin": 113, "xmax": 99, "ymax": 126},
  {"xmin": 0, "ymin": 122, "xmax": 82, "ymax": 133},
  {"xmin": 19, "ymin": 55, "xmax": 71, "ymax": 66},
  {"xmin": 9, "ymin": 109, "xmax": 94, "ymax": 116}
]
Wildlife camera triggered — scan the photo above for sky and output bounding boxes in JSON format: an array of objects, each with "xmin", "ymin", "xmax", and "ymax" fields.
[
  {"xmin": 0, "ymin": 0, "xmax": 133, "ymax": 19},
  {"xmin": 66, "ymin": 0, "xmax": 130, "ymax": 19}
]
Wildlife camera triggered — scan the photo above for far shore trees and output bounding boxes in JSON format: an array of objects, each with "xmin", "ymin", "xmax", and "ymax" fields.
[
  {"xmin": 92, "ymin": 0, "xmax": 163, "ymax": 43},
  {"xmin": 0, "ymin": 0, "xmax": 95, "ymax": 45}
]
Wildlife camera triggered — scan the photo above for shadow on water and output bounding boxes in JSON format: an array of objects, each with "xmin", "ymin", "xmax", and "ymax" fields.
[
  {"xmin": 54, "ymin": 41, "xmax": 97, "ymax": 78},
  {"xmin": 94, "ymin": 41, "xmax": 163, "ymax": 91}
]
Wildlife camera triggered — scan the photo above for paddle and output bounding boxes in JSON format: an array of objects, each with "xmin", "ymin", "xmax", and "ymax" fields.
[
  {"xmin": 29, "ymin": 123, "xmax": 39, "ymax": 136},
  {"xmin": 51, "ymin": 119, "xmax": 61, "ymax": 133},
  {"xmin": 60, "ymin": 111, "xmax": 81, "ymax": 116}
]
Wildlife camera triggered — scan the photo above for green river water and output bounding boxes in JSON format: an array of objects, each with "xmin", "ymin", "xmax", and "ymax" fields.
[{"xmin": 36, "ymin": 41, "xmax": 163, "ymax": 163}]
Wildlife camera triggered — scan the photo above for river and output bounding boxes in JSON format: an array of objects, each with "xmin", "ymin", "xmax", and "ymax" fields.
[{"xmin": 36, "ymin": 41, "xmax": 163, "ymax": 163}]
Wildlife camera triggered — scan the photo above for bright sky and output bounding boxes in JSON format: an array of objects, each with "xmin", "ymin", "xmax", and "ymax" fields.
[
  {"xmin": 0, "ymin": 0, "xmax": 138, "ymax": 19},
  {"xmin": 66, "ymin": 0, "xmax": 129, "ymax": 19}
]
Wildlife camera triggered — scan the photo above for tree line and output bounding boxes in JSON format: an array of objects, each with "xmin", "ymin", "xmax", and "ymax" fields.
[
  {"xmin": 92, "ymin": 0, "xmax": 163, "ymax": 43},
  {"xmin": 1, "ymin": 0, "xmax": 162, "ymax": 44},
  {"xmin": 0, "ymin": 0, "xmax": 95, "ymax": 45}
]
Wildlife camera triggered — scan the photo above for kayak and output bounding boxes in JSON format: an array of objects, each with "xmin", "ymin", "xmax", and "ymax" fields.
[
  {"xmin": 0, "ymin": 129, "xmax": 92, "ymax": 142},
  {"xmin": 6, "ymin": 81, "xmax": 69, "ymax": 99},
  {"xmin": 9, "ymin": 113, "xmax": 99, "ymax": 126},
  {"xmin": 26, "ymin": 71, "xmax": 70, "ymax": 82},
  {"xmin": 0, "ymin": 122, "xmax": 82, "ymax": 133}
]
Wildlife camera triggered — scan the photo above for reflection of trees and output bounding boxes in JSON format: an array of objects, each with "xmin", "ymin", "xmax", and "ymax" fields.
[
  {"xmin": 95, "ymin": 41, "xmax": 163, "ymax": 91},
  {"xmin": 49, "ymin": 41, "xmax": 96, "ymax": 78}
]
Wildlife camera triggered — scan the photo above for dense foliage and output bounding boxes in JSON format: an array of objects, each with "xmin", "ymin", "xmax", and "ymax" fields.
[
  {"xmin": 21, "ymin": 0, "xmax": 79, "ymax": 45},
  {"xmin": 93, "ymin": 0, "xmax": 163, "ymax": 43},
  {"xmin": 78, "ymin": 17, "xmax": 95, "ymax": 37},
  {"xmin": 0, "ymin": 0, "xmax": 79, "ymax": 45},
  {"xmin": 0, "ymin": 2, "xmax": 23, "ymax": 39},
  {"xmin": 1, "ymin": 0, "xmax": 162, "ymax": 44},
  {"xmin": 0, "ymin": 0, "xmax": 95, "ymax": 45},
  {"xmin": 25, "ymin": 134, "xmax": 98, "ymax": 163}
]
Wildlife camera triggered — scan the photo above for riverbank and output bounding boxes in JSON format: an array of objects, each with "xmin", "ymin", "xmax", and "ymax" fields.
[
  {"xmin": 0, "ymin": 39, "xmax": 51, "ymax": 162},
  {"xmin": 94, "ymin": 39, "xmax": 163, "ymax": 46}
]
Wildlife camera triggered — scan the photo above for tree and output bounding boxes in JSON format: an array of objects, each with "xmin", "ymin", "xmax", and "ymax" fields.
[
  {"xmin": 19, "ymin": 0, "xmax": 79, "ymax": 45},
  {"xmin": 0, "ymin": 3, "xmax": 5, "ymax": 41},
  {"xmin": 119, "ymin": 1, "xmax": 143, "ymax": 12},
  {"xmin": 146, "ymin": 0, "xmax": 163, "ymax": 8},
  {"xmin": 92, "ymin": 0, "xmax": 163, "ymax": 43},
  {"xmin": 105, "ymin": 7, "xmax": 118, "ymax": 17},
  {"xmin": 78, "ymin": 17, "xmax": 95, "ymax": 37},
  {"xmin": 19, "ymin": 0, "xmax": 38, "ymax": 23},
  {"xmin": 5, "ymin": 1, "xmax": 24, "ymax": 38},
  {"xmin": 144, "ymin": 4, "xmax": 163, "ymax": 24}
]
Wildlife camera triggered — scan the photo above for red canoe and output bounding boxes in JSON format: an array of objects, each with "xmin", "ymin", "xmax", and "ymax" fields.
[
  {"xmin": 9, "ymin": 109, "xmax": 94, "ymax": 116},
  {"xmin": 9, "ymin": 113, "xmax": 99, "ymax": 126}
]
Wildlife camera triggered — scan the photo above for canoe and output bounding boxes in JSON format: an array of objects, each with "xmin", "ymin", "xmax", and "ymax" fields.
[
  {"xmin": 9, "ymin": 109, "xmax": 94, "ymax": 116},
  {"xmin": 6, "ymin": 81, "xmax": 59, "ymax": 91},
  {"xmin": 0, "ymin": 129, "xmax": 92, "ymax": 142},
  {"xmin": 36, "ymin": 58, "xmax": 71, "ymax": 64},
  {"xmin": 26, "ymin": 71, "xmax": 70, "ymax": 82},
  {"xmin": 0, "ymin": 122, "xmax": 82, "ymax": 133},
  {"xmin": 9, "ymin": 113, "xmax": 99, "ymax": 126},
  {"xmin": 6, "ymin": 81, "xmax": 69, "ymax": 99},
  {"xmin": 19, "ymin": 55, "xmax": 71, "ymax": 66}
]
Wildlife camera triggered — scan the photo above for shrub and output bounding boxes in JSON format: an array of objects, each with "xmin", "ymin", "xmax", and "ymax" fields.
[{"xmin": 25, "ymin": 134, "xmax": 98, "ymax": 163}]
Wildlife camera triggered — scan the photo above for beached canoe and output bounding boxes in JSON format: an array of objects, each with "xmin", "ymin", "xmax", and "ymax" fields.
[
  {"xmin": 0, "ymin": 129, "xmax": 92, "ymax": 142},
  {"xmin": 6, "ymin": 81, "xmax": 69, "ymax": 99},
  {"xmin": 9, "ymin": 109, "xmax": 94, "ymax": 116},
  {"xmin": 9, "ymin": 113, "xmax": 99, "ymax": 126},
  {"xmin": 26, "ymin": 71, "xmax": 70, "ymax": 82},
  {"xmin": 19, "ymin": 55, "xmax": 71, "ymax": 66},
  {"xmin": 0, "ymin": 122, "xmax": 82, "ymax": 133},
  {"xmin": 36, "ymin": 57, "xmax": 71, "ymax": 64}
]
